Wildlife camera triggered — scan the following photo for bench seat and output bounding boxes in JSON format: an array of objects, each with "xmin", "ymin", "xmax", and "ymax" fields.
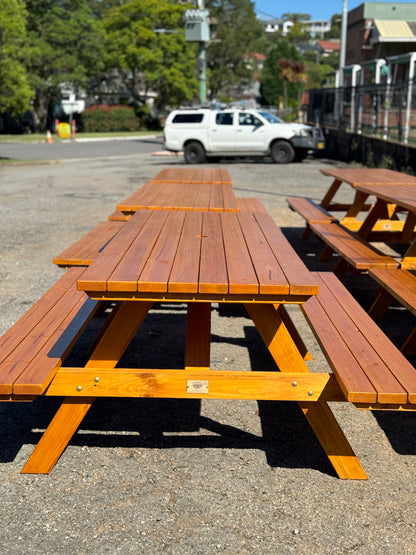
[
  {"xmin": 302, "ymin": 271, "xmax": 416, "ymax": 406},
  {"xmin": 0, "ymin": 267, "xmax": 99, "ymax": 398},
  {"xmin": 53, "ymin": 220, "xmax": 125, "ymax": 267},
  {"xmin": 309, "ymin": 221, "xmax": 399, "ymax": 274},
  {"xmin": 287, "ymin": 197, "xmax": 338, "ymax": 224}
]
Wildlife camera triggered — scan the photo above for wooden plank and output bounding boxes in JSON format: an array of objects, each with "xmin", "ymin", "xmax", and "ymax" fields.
[
  {"xmin": 138, "ymin": 211, "xmax": 185, "ymax": 292},
  {"xmin": 368, "ymin": 268, "xmax": 416, "ymax": 317},
  {"xmin": 310, "ymin": 222, "xmax": 399, "ymax": 270},
  {"xmin": 77, "ymin": 210, "xmax": 153, "ymax": 292},
  {"xmin": 53, "ymin": 220, "xmax": 125, "ymax": 266},
  {"xmin": 221, "ymin": 213, "xmax": 259, "ymax": 295},
  {"xmin": 107, "ymin": 211, "xmax": 169, "ymax": 292},
  {"xmin": 108, "ymin": 210, "xmax": 131, "ymax": 222},
  {"xmin": 253, "ymin": 212, "xmax": 319, "ymax": 295},
  {"xmin": 169, "ymin": 212, "xmax": 203, "ymax": 293},
  {"xmin": 238, "ymin": 212, "xmax": 289, "ymax": 294},
  {"xmin": 236, "ymin": 197, "xmax": 268, "ymax": 213},
  {"xmin": 13, "ymin": 297, "xmax": 98, "ymax": 395},
  {"xmin": 316, "ymin": 272, "xmax": 416, "ymax": 403},
  {"xmin": 46, "ymin": 368, "xmax": 339, "ymax": 401},
  {"xmin": 198, "ymin": 212, "xmax": 228, "ymax": 294},
  {"xmin": 287, "ymin": 197, "xmax": 338, "ymax": 223},
  {"xmin": 302, "ymin": 296, "xmax": 377, "ymax": 403}
]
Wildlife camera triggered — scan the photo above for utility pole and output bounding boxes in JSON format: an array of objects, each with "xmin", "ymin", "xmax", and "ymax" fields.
[
  {"xmin": 339, "ymin": 0, "xmax": 348, "ymax": 87},
  {"xmin": 185, "ymin": 1, "xmax": 210, "ymax": 104}
]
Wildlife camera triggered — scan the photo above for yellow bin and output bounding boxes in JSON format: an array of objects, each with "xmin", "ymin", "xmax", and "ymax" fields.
[{"xmin": 58, "ymin": 122, "xmax": 71, "ymax": 139}]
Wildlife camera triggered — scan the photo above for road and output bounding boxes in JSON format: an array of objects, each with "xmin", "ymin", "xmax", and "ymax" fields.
[{"xmin": 0, "ymin": 135, "xmax": 164, "ymax": 161}]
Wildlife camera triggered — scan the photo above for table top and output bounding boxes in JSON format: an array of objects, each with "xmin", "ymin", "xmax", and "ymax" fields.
[
  {"xmin": 77, "ymin": 209, "xmax": 319, "ymax": 301},
  {"xmin": 150, "ymin": 168, "xmax": 232, "ymax": 185},
  {"xmin": 320, "ymin": 168, "xmax": 416, "ymax": 187},
  {"xmin": 355, "ymin": 183, "xmax": 416, "ymax": 213},
  {"xmin": 117, "ymin": 181, "xmax": 239, "ymax": 213}
]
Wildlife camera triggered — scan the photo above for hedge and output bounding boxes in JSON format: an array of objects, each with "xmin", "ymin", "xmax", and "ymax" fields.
[{"xmin": 81, "ymin": 105, "xmax": 141, "ymax": 132}]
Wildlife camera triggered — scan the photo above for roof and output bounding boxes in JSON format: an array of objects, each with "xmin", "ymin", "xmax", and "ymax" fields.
[
  {"xmin": 372, "ymin": 19, "xmax": 416, "ymax": 42},
  {"xmin": 318, "ymin": 40, "xmax": 341, "ymax": 51}
]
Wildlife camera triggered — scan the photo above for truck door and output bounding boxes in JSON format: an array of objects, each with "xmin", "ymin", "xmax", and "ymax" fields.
[
  {"xmin": 208, "ymin": 112, "xmax": 235, "ymax": 151},
  {"xmin": 235, "ymin": 112, "xmax": 266, "ymax": 152}
]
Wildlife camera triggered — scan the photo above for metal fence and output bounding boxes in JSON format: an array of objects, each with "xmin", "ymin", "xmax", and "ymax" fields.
[{"xmin": 307, "ymin": 79, "xmax": 416, "ymax": 145}]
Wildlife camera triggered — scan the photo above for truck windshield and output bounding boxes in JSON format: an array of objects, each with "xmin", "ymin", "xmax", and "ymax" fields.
[{"xmin": 258, "ymin": 112, "xmax": 284, "ymax": 124}]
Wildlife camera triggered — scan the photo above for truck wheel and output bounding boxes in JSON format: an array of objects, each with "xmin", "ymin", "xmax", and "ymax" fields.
[
  {"xmin": 271, "ymin": 141, "xmax": 295, "ymax": 164},
  {"xmin": 184, "ymin": 142, "xmax": 206, "ymax": 164}
]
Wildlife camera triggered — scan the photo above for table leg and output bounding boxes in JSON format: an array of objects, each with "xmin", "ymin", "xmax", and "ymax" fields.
[
  {"xmin": 320, "ymin": 179, "xmax": 341, "ymax": 210},
  {"xmin": 245, "ymin": 303, "xmax": 367, "ymax": 480},
  {"xmin": 185, "ymin": 303, "xmax": 211, "ymax": 370},
  {"xmin": 21, "ymin": 301, "xmax": 153, "ymax": 474}
]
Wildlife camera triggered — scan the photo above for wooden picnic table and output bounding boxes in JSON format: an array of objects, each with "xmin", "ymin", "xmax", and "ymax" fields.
[
  {"xmin": 20, "ymin": 207, "xmax": 370, "ymax": 480},
  {"xmin": 319, "ymin": 168, "xmax": 416, "ymax": 230},
  {"xmin": 150, "ymin": 167, "xmax": 232, "ymax": 184},
  {"xmin": 117, "ymin": 181, "xmax": 239, "ymax": 213},
  {"xmin": 352, "ymin": 183, "xmax": 416, "ymax": 268}
]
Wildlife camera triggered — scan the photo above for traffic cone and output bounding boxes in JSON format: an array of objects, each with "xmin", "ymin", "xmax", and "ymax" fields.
[{"xmin": 46, "ymin": 130, "xmax": 53, "ymax": 144}]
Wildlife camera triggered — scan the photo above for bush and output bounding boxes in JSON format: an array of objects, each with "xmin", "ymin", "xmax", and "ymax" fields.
[{"xmin": 81, "ymin": 105, "xmax": 141, "ymax": 132}]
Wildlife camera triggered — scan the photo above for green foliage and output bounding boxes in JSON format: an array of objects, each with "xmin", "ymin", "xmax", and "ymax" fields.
[
  {"xmin": 260, "ymin": 38, "xmax": 302, "ymax": 107},
  {"xmin": 0, "ymin": 0, "xmax": 33, "ymax": 115},
  {"xmin": 81, "ymin": 105, "xmax": 141, "ymax": 132},
  {"xmin": 25, "ymin": 0, "xmax": 105, "ymax": 130},
  {"xmin": 104, "ymin": 0, "xmax": 198, "ymax": 109},
  {"xmin": 205, "ymin": 0, "xmax": 265, "ymax": 99},
  {"xmin": 286, "ymin": 21, "xmax": 311, "ymax": 44}
]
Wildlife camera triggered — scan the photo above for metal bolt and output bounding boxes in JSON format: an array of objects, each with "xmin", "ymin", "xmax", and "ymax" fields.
[
  {"xmin": 308, "ymin": 390, "xmax": 313, "ymax": 396},
  {"xmin": 77, "ymin": 386, "xmax": 82, "ymax": 392},
  {"xmin": 94, "ymin": 377, "xmax": 100, "ymax": 383},
  {"xmin": 292, "ymin": 381, "xmax": 298, "ymax": 387}
]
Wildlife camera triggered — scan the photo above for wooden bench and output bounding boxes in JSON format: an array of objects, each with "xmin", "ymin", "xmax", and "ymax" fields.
[
  {"xmin": 0, "ymin": 267, "xmax": 99, "ymax": 400},
  {"xmin": 302, "ymin": 271, "xmax": 416, "ymax": 407},
  {"xmin": 368, "ymin": 268, "xmax": 416, "ymax": 354},
  {"xmin": 287, "ymin": 197, "xmax": 339, "ymax": 239},
  {"xmin": 309, "ymin": 221, "xmax": 399, "ymax": 276},
  {"xmin": 53, "ymin": 220, "xmax": 125, "ymax": 267}
]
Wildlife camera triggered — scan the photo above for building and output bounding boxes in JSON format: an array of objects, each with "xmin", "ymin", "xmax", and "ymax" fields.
[{"xmin": 346, "ymin": 2, "xmax": 416, "ymax": 65}]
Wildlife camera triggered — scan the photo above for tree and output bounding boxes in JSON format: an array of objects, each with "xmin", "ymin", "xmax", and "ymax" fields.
[
  {"xmin": 25, "ymin": 0, "xmax": 105, "ymax": 130},
  {"xmin": 260, "ymin": 38, "xmax": 302, "ymax": 108},
  {"xmin": 0, "ymin": 0, "xmax": 33, "ymax": 115},
  {"xmin": 324, "ymin": 14, "xmax": 341, "ymax": 39},
  {"xmin": 103, "ymin": 0, "xmax": 198, "ymax": 110},
  {"xmin": 282, "ymin": 12, "xmax": 311, "ymax": 23},
  {"xmin": 205, "ymin": 0, "xmax": 265, "ymax": 100}
]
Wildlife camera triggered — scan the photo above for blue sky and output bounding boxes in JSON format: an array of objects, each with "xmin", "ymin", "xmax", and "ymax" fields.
[{"xmin": 254, "ymin": 0, "xmax": 406, "ymax": 21}]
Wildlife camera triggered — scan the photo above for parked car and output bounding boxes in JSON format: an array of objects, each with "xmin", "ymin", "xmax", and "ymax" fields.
[{"xmin": 163, "ymin": 108, "xmax": 325, "ymax": 164}]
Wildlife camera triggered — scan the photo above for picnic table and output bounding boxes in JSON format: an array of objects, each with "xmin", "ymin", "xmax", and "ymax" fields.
[
  {"xmin": 351, "ymin": 183, "xmax": 416, "ymax": 268},
  {"xmin": 19, "ymin": 205, "xmax": 372, "ymax": 480},
  {"xmin": 319, "ymin": 168, "xmax": 416, "ymax": 231},
  {"xmin": 7, "ymin": 168, "xmax": 416, "ymax": 480}
]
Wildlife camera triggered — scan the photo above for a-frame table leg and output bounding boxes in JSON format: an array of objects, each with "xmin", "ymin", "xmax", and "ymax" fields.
[
  {"xmin": 21, "ymin": 301, "xmax": 153, "ymax": 474},
  {"xmin": 245, "ymin": 303, "xmax": 367, "ymax": 480}
]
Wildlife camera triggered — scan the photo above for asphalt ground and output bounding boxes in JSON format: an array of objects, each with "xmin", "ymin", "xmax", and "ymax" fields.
[{"xmin": 1, "ymin": 146, "xmax": 416, "ymax": 554}]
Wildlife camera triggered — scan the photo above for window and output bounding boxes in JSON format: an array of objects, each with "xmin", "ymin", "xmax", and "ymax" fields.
[
  {"xmin": 172, "ymin": 113, "xmax": 204, "ymax": 123},
  {"xmin": 238, "ymin": 113, "xmax": 262, "ymax": 126},
  {"xmin": 216, "ymin": 113, "xmax": 234, "ymax": 125}
]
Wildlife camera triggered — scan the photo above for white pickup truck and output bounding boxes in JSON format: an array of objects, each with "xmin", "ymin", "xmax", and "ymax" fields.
[{"xmin": 163, "ymin": 108, "xmax": 325, "ymax": 164}]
